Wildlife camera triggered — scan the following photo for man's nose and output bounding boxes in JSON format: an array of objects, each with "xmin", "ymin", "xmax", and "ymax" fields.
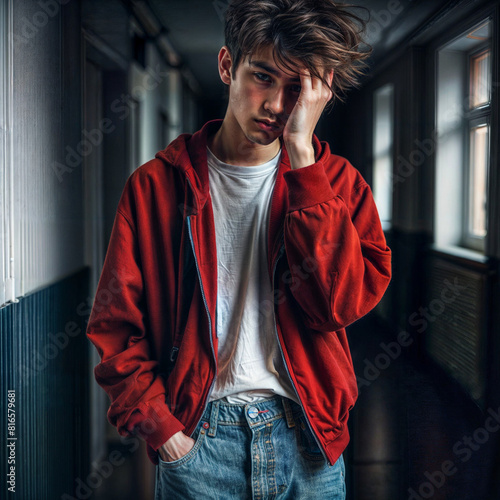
[{"xmin": 264, "ymin": 87, "xmax": 286, "ymax": 115}]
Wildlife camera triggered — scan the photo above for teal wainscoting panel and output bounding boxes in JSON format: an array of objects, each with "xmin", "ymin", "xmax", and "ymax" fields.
[{"xmin": 1, "ymin": 268, "xmax": 90, "ymax": 499}]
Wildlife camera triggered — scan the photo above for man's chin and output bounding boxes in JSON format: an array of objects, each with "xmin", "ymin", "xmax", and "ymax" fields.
[{"xmin": 246, "ymin": 132, "xmax": 281, "ymax": 147}]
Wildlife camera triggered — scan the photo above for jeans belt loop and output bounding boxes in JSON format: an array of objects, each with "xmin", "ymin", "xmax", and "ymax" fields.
[
  {"xmin": 281, "ymin": 397, "xmax": 296, "ymax": 429},
  {"xmin": 208, "ymin": 400, "xmax": 219, "ymax": 437}
]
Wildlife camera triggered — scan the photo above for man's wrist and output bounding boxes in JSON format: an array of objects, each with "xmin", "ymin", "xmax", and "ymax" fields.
[
  {"xmin": 284, "ymin": 140, "xmax": 315, "ymax": 170},
  {"xmin": 158, "ymin": 430, "xmax": 195, "ymax": 462}
]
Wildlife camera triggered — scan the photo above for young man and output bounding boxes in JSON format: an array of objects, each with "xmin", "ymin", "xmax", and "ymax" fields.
[{"xmin": 86, "ymin": 1, "xmax": 391, "ymax": 498}]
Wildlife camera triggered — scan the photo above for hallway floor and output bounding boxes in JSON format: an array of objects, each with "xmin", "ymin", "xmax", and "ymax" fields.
[{"xmin": 347, "ymin": 314, "xmax": 499, "ymax": 500}]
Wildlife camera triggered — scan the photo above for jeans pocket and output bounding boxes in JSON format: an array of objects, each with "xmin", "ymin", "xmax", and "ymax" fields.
[
  {"xmin": 158, "ymin": 426, "xmax": 206, "ymax": 469},
  {"xmin": 295, "ymin": 415, "xmax": 324, "ymax": 462}
]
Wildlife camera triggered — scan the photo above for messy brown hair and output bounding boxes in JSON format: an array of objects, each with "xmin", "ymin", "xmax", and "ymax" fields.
[{"xmin": 224, "ymin": 0, "xmax": 370, "ymax": 106}]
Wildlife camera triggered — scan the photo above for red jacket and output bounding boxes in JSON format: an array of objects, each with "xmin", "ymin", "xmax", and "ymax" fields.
[{"xmin": 86, "ymin": 119, "xmax": 391, "ymax": 466}]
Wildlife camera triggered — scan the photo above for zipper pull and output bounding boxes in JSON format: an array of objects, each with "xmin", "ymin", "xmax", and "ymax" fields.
[{"xmin": 170, "ymin": 347, "xmax": 179, "ymax": 363}]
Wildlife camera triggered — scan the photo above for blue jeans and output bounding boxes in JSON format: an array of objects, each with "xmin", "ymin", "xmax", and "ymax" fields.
[{"xmin": 155, "ymin": 395, "xmax": 346, "ymax": 499}]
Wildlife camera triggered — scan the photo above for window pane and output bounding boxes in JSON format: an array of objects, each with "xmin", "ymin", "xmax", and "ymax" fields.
[
  {"xmin": 373, "ymin": 154, "xmax": 392, "ymax": 223},
  {"xmin": 373, "ymin": 84, "xmax": 394, "ymax": 225},
  {"xmin": 470, "ymin": 49, "xmax": 491, "ymax": 108},
  {"xmin": 469, "ymin": 124, "xmax": 489, "ymax": 237}
]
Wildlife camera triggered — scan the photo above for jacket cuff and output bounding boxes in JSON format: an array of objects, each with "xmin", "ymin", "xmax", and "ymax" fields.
[
  {"xmin": 126, "ymin": 398, "xmax": 186, "ymax": 451},
  {"xmin": 283, "ymin": 161, "xmax": 335, "ymax": 212}
]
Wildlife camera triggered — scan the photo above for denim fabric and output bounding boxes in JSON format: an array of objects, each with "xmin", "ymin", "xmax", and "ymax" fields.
[{"xmin": 154, "ymin": 396, "xmax": 346, "ymax": 499}]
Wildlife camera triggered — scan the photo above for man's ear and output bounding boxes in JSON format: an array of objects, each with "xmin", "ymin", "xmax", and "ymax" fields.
[{"xmin": 218, "ymin": 46, "xmax": 233, "ymax": 85}]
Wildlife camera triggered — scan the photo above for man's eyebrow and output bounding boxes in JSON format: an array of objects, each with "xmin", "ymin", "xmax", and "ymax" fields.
[{"xmin": 249, "ymin": 60, "xmax": 301, "ymax": 83}]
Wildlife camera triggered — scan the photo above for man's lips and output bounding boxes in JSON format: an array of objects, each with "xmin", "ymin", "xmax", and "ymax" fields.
[{"xmin": 255, "ymin": 119, "xmax": 281, "ymax": 131}]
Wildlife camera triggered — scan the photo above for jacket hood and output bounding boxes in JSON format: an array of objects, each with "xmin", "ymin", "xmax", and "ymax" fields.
[{"xmin": 154, "ymin": 119, "xmax": 330, "ymax": 213}]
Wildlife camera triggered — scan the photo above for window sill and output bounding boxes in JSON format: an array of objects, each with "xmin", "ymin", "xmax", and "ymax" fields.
[{"xmin": 429, "ymin": 244, "xmax": 489, "ymax": 268}]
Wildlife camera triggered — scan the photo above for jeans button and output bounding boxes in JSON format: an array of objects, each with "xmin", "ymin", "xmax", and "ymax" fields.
[{"xmin": 247, "ymin": 406, "xmax": 259, "ymax": 419}]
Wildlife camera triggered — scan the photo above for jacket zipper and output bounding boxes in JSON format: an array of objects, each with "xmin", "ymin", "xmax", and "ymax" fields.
[
  {"xmin": 271, "ymin": 237, "xmax": 330, "ymax": 465},
  {"xmin": 186, "ymin": 215, "xmax": 217, "ymax": 432},
  {"xmin": 183, "ymin": 174, "xmax": 328, "ymax": 462}
]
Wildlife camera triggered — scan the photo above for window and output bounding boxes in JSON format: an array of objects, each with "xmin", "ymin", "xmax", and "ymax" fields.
[
  {"xmin": 0, "ymin": 0, "xmax": 15, "ymax": 307},
  {"xmin": 372, "ymin": 84, "xmax": 394, "ymax": 229},
  {"xmin": 434, "ymin": 19, "xmax": 491, "ymax": 254}
]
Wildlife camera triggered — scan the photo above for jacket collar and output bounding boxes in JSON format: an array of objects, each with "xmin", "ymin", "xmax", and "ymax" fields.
[{"xmin": 155, "ymin": 118, "xmax": 325, "ymax": 214}]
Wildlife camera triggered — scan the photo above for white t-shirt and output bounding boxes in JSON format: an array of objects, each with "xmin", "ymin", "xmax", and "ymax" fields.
[{"xmin": 206, "ymin": 146, "xmax": 297, "ymax": 404}]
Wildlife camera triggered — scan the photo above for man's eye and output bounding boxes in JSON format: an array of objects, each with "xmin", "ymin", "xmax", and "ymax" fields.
[
  {"xmin": 290, "ymin": 85, "xmax": 301, "ymax": 93},
  {"xmin": 254, "ymin": 72, "xmax": 271, "ymax": 82}
]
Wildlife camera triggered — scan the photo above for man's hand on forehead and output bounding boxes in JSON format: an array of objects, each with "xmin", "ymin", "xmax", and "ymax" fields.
[{"xmin": 283, "ymin": 67, "xmax": 334, "ymax": 170}]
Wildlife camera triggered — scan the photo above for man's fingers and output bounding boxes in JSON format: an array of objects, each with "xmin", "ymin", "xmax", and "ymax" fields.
[
  {"xmin": 299, "ymin": 69, "xmax": 313, "ymax": 97},
  {"xmin": 303, "ymin": 68, "xmax": 334, "ymax": 102}
]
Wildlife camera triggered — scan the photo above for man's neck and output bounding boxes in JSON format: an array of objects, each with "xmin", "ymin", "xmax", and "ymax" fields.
[{"xmin": 207, "ymin": 120, "xmax": 281, "ymax": 167}]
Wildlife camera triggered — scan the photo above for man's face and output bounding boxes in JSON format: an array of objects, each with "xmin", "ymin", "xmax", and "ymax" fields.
[{"xmin": 220, "ymin": 44, "xmax": 306, "ymax": 147}]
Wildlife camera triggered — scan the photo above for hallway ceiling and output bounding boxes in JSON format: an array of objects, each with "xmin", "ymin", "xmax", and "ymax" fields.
[{"xmin": 147, "ymin": 0, "xmax": 448, "ymax": 97}]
